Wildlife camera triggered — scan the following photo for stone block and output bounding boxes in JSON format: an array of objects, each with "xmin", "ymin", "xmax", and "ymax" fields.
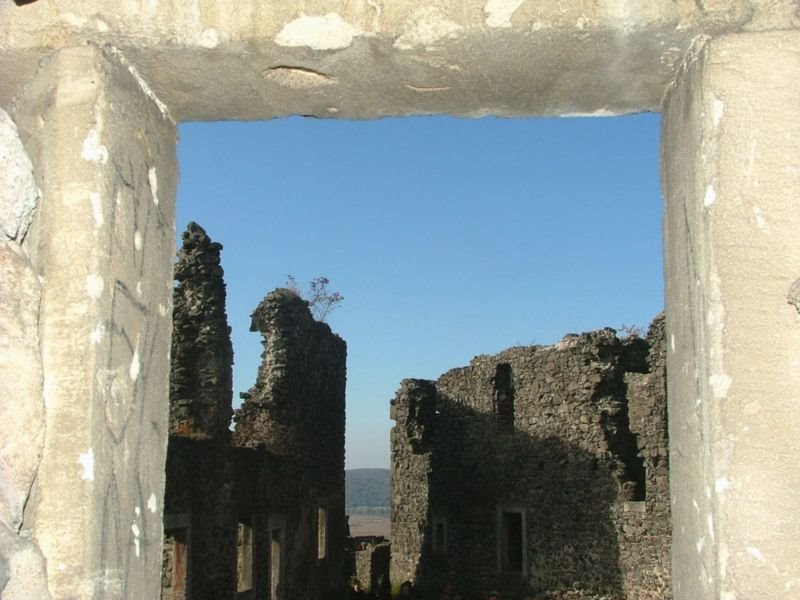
[
  {"xmin": 0, "ymin": 241, "xmax": 43, "ymax": 532},
  {"xmin": 0, "ymin": 109, "xmax": 38, "ymax": 240},
  {"xmin": 0, "ymin": 522, "xmax": 51, "ymax": 600}
]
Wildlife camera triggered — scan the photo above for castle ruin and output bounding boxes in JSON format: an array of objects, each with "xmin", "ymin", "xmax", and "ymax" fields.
[
  {"xmin": 391, "ymin": 317, "xmax": 669, "ymax": 598},
  {"xmin": 162, "ymin": 223, "xmax": 347, "ymax": 599},
  {"xmin": 1, "ymin": 2, "xmax": 799, "ymax": 598}
]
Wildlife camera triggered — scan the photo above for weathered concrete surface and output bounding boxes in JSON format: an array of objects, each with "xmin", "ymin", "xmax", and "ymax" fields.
[
  {"xmin": 1, "ymin": 1, "xmax": 798, "ymax": 121},
  {"xmin": 10, "ymin": 45, "xmax": 178, "ymax": 598},
  {"xmin": 663, "ymin": 30, "xmax": 800, "ymax": 599},
  {"xmin": 0, "ymin": 109, "xmax": 39, "ymax": 240}
]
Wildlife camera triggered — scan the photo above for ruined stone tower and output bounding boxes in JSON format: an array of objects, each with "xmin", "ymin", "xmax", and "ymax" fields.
[
  {"xmin": 170, "ymin": 221, "xmax": 234, "ymax": 439},
  {"xmin": 164, "ymin": 224, "xmax": 239, "ymax": 599},
  {"xmin": 234, "ymin": 288, "xmax": 347, "ymax": 469}
]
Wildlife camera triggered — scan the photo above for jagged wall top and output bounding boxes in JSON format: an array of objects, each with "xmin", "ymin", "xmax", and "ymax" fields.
[
  {"xmin": 234, "ymin": 288, "xmax": 346, "ymax": 483},
  {"xmin": 170, "ymin": 221, "xmax": 234, "ymax": 439},
  {"xmin": 390, "ymin": 314, "xmax": 669, "ymax": 597}
]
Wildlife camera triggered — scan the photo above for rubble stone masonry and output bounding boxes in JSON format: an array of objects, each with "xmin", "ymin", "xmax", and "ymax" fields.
[
  {"xmin": 391, "ymin": 316, "xmax": 669, "ymax": 599},
  {"xmin": 170, "ymin": 221, "xmax": 234, "ymax": 439},
  {"xmin": 164, "ymin": 225, "xmax": 348, "ymax": 599},
  {"xmin": 234, "ymin": 288, "xmax": 348, "ymax": 600}
]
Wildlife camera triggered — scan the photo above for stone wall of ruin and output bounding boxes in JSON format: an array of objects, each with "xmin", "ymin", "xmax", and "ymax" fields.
[
  {"xmin": 390, "ymin": 379, "xmax": 437, "ymax": 587},
  {"xmin": 163, "ymin": 438, "xmax": 238, "ymax": 598},
  {"xmin": 354, "ymin": 539, "xmax": 391, "ymax": 598},
  {"xmin": 390, "ymin": 315, "xmax": 669, "ymax": 599},
  {"xmin": 165, "ymin": 223, "xmax": 249, "ymax": 599},
  {"xmin": 170, "ymin": 222, "xmax": 234, "ymax": 440},
  {"xmin": 164, "ymin": 227, "xmax": 348, "ymax": 599},
  {"xmin": 234, "ymin": 288, "xmax": 348, "ymax": 600}
]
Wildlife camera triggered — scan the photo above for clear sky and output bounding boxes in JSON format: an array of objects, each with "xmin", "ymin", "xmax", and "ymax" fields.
[{"xmin": 176, "ymin": 113, "xmax": 664, "ymax": 469}]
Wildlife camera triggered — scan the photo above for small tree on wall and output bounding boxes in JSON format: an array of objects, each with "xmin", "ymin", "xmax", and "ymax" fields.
[
  {"xmin": 285, "ymin": 275, "xmax": 344, "ymax": 322},
  {"xmin": 618, "ymin": 323, "xmax": 644, "ymax": 338}
]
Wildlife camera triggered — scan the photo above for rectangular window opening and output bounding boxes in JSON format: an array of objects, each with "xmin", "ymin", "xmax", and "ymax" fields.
[
  {"xmin": 162, "ymin": 526, "xmax": 189, "ymax": 600},
  {"xmin": 317, "ymin": 505, "xmax": 328, "ymax": 560},
  {"xmin": 499, "ymin": 509, "xmax": 525, "ymax": 574},
  {"xmin": 270, "ymin": 527, "xmax": 282, "ymax": 600},
  {"xmin": 493, "ymin": 363, "xmax": 515, "ymax": 433},
  {"xmin": 237, "ymin": 521, "xmax": 254, "ymax": 593},
  {"xmin": 433, "ymin": 517, "xmax": 447, "ymax": 552}
]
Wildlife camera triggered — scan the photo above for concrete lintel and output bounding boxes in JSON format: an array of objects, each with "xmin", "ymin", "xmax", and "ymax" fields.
[
  {"xmin": 1, "ymin": 1, "xmax": 798, "ymax": 121},
  {"xmin": 11, "ymin": 45, "xmax": 177, "ymax": 598},
  {"xmin": 663, "ymin": 30, "xmax": 800, "ymax": 599}
]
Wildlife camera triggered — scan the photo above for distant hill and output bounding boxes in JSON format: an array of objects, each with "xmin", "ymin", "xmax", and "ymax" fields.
[{"xmin": 346, "ymin": 468, "xmax": 390, "ymax": 514}]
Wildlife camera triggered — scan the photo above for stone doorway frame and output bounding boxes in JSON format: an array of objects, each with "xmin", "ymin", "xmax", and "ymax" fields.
[{"xmin": 1, "ymin": 3, "xmax": 799, "ymax": 598}]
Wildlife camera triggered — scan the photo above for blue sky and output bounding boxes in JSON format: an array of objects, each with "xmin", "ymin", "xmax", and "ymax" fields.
[{"xmin": 176, "ymin": 113, "xmax": 663, "ymax": 469}]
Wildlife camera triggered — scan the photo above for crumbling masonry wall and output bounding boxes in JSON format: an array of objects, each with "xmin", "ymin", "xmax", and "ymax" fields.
[
  {"xmin": 391, "ymin": 316, "xmax": 669, "ymax": 599},
  {"xmin": 164, "ymin": 222, "xmax": 240, "ymax": 599},
  {"xmin": 163, "ymin": 226, "xmax": 348, "ymax": 599},
  {"xmin": 354, "ymin": 539, "xmax": 391, "ymax": 598},
  {"xmin": 234, "ymin": 288, "xmax": 348, "ymax": 600},
  {"xmin": 170, "ymin": 222, "xmax": 234, "ymax": 439}
]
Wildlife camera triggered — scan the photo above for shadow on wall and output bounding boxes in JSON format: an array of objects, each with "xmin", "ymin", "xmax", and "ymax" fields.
[
  {"xmin": 417, "ymin": 398, "xmax": 623, "ymax": 599},
  {"xmin": 391, "ymin": 321, "xmax": 671, "ymax": 599}
]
